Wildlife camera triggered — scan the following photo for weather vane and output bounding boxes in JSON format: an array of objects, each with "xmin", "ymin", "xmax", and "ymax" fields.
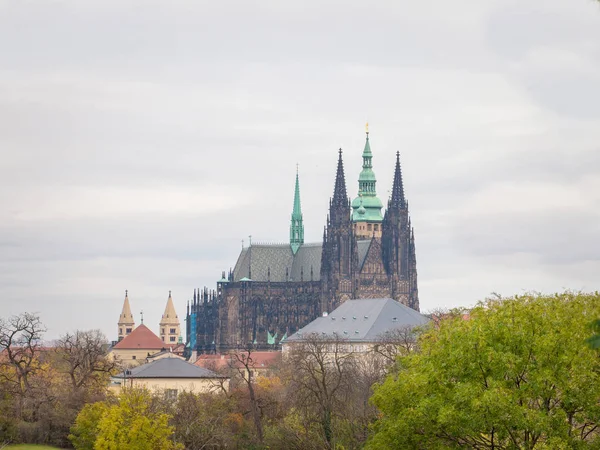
[
  {"xmin": 140, "ymin": 310, "xmax": 144, "ymax": 324},
  {"xmin": 365, "ymin": 121, "xmax": 369, "ymax": 134}
]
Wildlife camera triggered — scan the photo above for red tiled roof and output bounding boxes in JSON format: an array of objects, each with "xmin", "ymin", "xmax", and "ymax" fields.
[
  {"xmin": 194, "ymin": 351, "xmax": 280, "ymax": 370},
  {"xmin": 112, "ymin": 324, "xmax": 165, "ymax": 350}
]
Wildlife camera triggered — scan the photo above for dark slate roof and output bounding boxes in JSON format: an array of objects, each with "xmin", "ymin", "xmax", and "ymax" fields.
[
  {"xmin": 113, "ymin": 356, "xmax": 226, "ymax": 379},
  {"xmin": 232, "ymin": 243, "xmax": 322, "ymax": 282},
  {"xmin": 290, "ymin": 243, "xmax": 322, "ymax": 281},
  {"xmin": 286, "ymin": 298, "xmax": 429, "ymax": 342},
  {"xmin": 357, "ymin": 240, "xmax": 371, "ymax": 268},
  {"xmin": 231, "ymin": 239, "xmax": 375, "ymax": 283}
]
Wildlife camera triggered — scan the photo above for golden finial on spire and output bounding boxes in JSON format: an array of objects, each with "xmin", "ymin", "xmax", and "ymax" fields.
[{"xmin": 365, "ymin": 121, "xmax": 369, "ymax": 134}]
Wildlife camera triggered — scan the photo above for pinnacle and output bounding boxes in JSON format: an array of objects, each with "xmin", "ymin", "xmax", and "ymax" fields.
[
  {"xmin": 290, "ymin": 166, "xmax": 304, "ymax": 254},
  {"xmin": 160, "ymin": 292, "xmax": 179, "ymax": 325},
  {"xmin": 390, "ymin": 151, "xmax": 406, "ymax": 209},
  {"xmin": 332, "ymin": 148, "xmax": 348, "ymax": 206}
]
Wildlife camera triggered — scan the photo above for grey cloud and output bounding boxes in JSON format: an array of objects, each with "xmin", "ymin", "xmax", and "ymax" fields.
[{"xmin": 1, "ymin": 0, "xmax": 600, "ymax": 339}]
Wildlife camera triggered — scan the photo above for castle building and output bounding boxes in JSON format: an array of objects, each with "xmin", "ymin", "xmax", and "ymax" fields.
[{"xmin": 186, "ymin": 130, "xmax": 418, "ymax": 354}]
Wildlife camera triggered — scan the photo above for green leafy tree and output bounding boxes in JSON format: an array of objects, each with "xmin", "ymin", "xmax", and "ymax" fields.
[
  {"xmin": 69, "ymin": 401, "xmax": 110, "ymax": 450},
  {"xmin": 70, "ymin": 388, "xmax": 181, "ymax": 450},
  {"xmin": 95, "ymin": 388, "xmax": 182, "ymax": 450},
  {"xmin": 587, "ymin": 319, "xmax": 600, "ymax": 349},
  {"xmin": 368, "ymin": 292, "xmax": 600, "ymax": 449}
]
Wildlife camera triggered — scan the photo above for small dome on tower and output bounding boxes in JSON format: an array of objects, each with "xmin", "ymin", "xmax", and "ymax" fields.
[{"xmin": 358, "ymin": 198, "xmax": 366, "ymax": 215}]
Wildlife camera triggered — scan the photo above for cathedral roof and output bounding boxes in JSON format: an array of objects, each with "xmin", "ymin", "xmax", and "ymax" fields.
[
  {"xmin": 112, "ymin": 324, "xmax": 165, "ymax": 350},
  {"xmin": 286, "ymin": 298, "xmax": 429, "ymax": 343},
  {"xmin": 356, "ymin": 240, "xmax": 371, "ymax": 268},
  {"xmin": 232, "ymin": 239, "xmax": 374, "ymax": 283},
  {"xmin": 232, "ymin": 242, "xmax": 322, "ymax": 282}
]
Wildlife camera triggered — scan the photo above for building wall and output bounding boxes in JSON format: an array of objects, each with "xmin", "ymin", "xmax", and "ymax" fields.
[
  {"xmin": 108, "ymin": 348, "xmax": 162, "ymax": 366},
  {"xmin": 353, "ymin": 222, "xmax": 382, "ymax": 239},
  {"xmin": 110, "ymin": 377, "xmax": 228, "ymax": 395},
  {"xmin": 159, "ymin": 323, "xmax": 180, "ymax": 345}
]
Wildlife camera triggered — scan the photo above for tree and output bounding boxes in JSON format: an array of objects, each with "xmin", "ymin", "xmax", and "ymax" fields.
[
  {"xmin": 283, "ymin": 334, "xmax": 357, "ymax": 449},
  {"xmin": 587, "ymin": 319, "xmax": 600, "ymax": 349},
  {"xmin": 71, "ymin": 388, "xmax": 182, "ymax": 450},
  {"xmin": 372, "ymin": 325, "xmax": 421, "ymax": 367},
  {"xmin": 55, "ymin": 330, "xmax": 116, "ymax": 392},
  {"xmin": 229, "ymin": 345, "xmax": 264, "ymax": 443},
  {"xmin": 0, "ymin": 313, "xmax": 46, "ymax": 419},
  {"xmin": 69, "ymin": 401, "xmax": 110, "ymax": 450},
  {"xmin": 171, "ymin": 391, "xmax": 239, "ymax": 450},
  {"xmin": 96, "ymin": 388, "xmax": 182, "ymax": 450},
  {"xmin": 368, "ymin": 292, "xmax": 600, "ymax": 449}
]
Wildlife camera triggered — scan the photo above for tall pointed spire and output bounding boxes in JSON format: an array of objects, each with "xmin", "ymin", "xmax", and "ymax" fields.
[
  {"xmin": 390, "ymin": 151, "xmax": 406, "ymax": 209},
  {"xmin": 332, "ymin": 148, "xmax": 348, "ymax": 206},
  {"xmin": 160, "ymin": 291, "xmax": 181, "ymax": 346},
  {"xmin": 118, "ymin": 290, "xmax": 135, "ymax": 341},
  {"xmin": 290, "ymin": 165, "xmax": 304, "ymax": 255}
]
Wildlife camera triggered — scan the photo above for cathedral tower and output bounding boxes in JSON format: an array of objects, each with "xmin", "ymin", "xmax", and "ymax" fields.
[
  {"xmin": 321, "ymin": 149, "xmax": 355, "ymax": 311},
  {"xmin": 117, "ymin": 290, "xmax": 135, "ymax": 341},
  {"xmin": 290, "ymin": 167, "xmax": 304, "ymax": 255},
  {"xmin": 159, "ymin": 291, "xmax": 181, "ymax": 345},
  {"xmin": 382, "ymin": 152, "xmax": 419, "ymax": 310},
  {"xmin": 351, "ymin": 124, "xmax": 384, "ymax": 238}
]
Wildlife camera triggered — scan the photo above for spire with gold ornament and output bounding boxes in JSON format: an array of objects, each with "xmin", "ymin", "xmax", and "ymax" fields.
[{"xmin": 351, "ymin": 123, "xmax": 384, "ymax": 238}]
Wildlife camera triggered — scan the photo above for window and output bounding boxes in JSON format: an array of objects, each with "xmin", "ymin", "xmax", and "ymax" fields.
[
  {"xmin": 165, "ymin": 389, "xmax": 178, "ymax": 401},
  {"xmin": 162, "ymin": 328, "xmax": 165, "ymax": 335},
  {"xmin": 367, "ymin": 224, "xmax": 372, "ymax": 231},
  {"xmin": 126, "ymin": 328, "xmax": 132, "ymax": 334},
  {"xmin": 170, "ymin": 328, "xmax": 176, "ymax": 334},
  {"xmin": 132, "ymin": 355, "xmax": 136, "ymax": 360},
  {"xmin": 119, "ymin": 328, "xmax": 123, "ymax": 335},
  {"xmin": 374, "ymin": 224, "xmax": 379, "ymax": 231},
  {"xmin": 161, "ymin": 336, "xmax": 165, "ymax": 341},
  {"xmin": 170, "ymin": 336, "xmax": 176, "ymax": 342}
]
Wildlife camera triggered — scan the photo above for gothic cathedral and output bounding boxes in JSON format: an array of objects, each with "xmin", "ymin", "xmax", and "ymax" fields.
[{"xmin": 186, "ymin": 130, "xmax": 418, "ymax": 353}]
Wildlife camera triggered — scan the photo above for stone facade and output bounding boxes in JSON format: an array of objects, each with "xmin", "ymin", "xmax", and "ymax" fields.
[{"xmin": 187, "ymin": 135, "xmax": 418, "ymax": 354}]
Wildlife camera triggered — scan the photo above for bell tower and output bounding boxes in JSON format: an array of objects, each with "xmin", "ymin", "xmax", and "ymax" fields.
[
  {"xmin": 351, "ymin": 124, "xmax": 384, "ymax": 238},
  {"xmin": 159, "ymin": 291, "xmax": 181, "ymax": 345},
  {"xmin": 117, "ymin": 290, "xmax": 135, "ymax": 341}
]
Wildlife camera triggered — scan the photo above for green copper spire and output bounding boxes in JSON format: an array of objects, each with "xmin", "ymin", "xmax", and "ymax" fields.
[
  {"xmin": 351, "ymin": 128, "xmax": 383, "ymax": 222},
  {"xmin": 290, "ymin": 165, "xmax": 304, "ymax": 254}
]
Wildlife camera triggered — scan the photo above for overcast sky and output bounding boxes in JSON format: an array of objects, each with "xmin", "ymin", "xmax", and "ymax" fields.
[{"xmin": 1, "ymin": 0, "xmax": 599, "ymax": 341}]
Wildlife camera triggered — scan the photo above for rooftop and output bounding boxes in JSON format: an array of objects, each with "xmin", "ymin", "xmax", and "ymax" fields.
[
  {"xmin": 286, "ymin": 298, "xmax": 429, "ymax": 342},
  {"xmin": 112, "ymin": 324, "xmax": 166, "ymax": 350},
  {"xmin": 194, "ymin": 351, "xmax": 281, "ymax": 371},
  {"xmin": 114, "ymin": 355, "xmax": 226, "ymax": 379}
]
